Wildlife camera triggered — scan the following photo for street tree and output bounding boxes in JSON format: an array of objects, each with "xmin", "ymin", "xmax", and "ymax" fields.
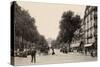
[
  {"xmin": 57, "ymin": 11, "xmax": 81, "ymax": 49},
  {"xmin": 13, "ymin": 2, "xmax": 49, "ymax": 53}
]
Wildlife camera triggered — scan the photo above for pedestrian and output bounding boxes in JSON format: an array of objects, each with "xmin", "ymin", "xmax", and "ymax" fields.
[
  {"xmin": 51, "ymin": 47, "xmax": 55, "ymax": 55},
  {"xmin": 31, "ymin": 49, "xmax": 36, "ymax": 63},
  {"xmin": 79, "ymin": 41, "xmax": 84, "ymax": 53},
  {"xmin": 85, "ymin": 48, "xmax": 87, "ymax": 55}
]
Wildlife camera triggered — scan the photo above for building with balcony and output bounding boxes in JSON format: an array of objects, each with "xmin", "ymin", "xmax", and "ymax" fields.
[
  {"xmin": 83, "ymin": 6, "xmax": 97, "ymax": 45},
  {"xmin": 71, "ymin": 6, "xmax": 97, "ymax": 53}
]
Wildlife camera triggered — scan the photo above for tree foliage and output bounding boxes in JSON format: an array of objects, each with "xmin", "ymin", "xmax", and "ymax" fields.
[
  {"xmin": 57, "ymin": 11, "xmax": 81, "ymax": 47},
  {"xmin": 13, "ymin": 2, "xmax": 49, "ymax": 52}
]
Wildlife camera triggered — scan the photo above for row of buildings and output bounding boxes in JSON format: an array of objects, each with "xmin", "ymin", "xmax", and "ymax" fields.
[{"xmin": 71, "ymin": 6, "xmax": 97, "ymax": 50}]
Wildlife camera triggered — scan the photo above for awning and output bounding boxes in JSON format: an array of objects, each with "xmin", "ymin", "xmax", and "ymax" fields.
[
  {"xmin": 71, "ymin": 43, "xmax": 80, "ymax": 48},
  {"xmin": 84, "ymin": 44, "xmax": 92, "ymax": 47}
]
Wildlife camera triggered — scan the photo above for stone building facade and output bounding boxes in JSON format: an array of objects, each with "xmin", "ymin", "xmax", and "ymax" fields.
[{"xmin": 83, "ymin": 6, "xmax": 97, "ymax": 45}]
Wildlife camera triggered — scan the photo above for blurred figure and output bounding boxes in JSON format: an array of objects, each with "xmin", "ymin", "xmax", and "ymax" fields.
[
  {"xmin": 31, "ymin": 49, "xmax": 36, "ymax": 63},
  {"xmin": 51, "ymin": 47, "xmax": 55, "ymax": 55},
  {"xmin": 79, "ymin": 41, "xmax": 84, "ymax": 53},
  {"xmin": 85, "ymin": 47, "xmax": 88, "ymax": 55}
]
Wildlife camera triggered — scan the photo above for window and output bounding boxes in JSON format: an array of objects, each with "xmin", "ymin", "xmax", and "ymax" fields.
[
  {"xmin": 92, "ymin": 27, "xmax": 94, "ymax": 37},
  {"xmin": 85, "ymin": 20, "xmax": 87, "ymax": 30},
  {"xmin": 88, "ymin": 15, "xmax": 90, "ymax": 22},
  {"xmin": 90, "ymin": 13, "xmax": 92, "ymax": 20},
  {"xmin": 94, "ymin": 11, "xmax": 97, "ymax": 20},
  {"xmin": 90, "ymin": 38, "xmax": 92, "ymax": 43},
  {"xmin": 87, "ymin": 30, "xmax": 89, "ymax": 38},
  {"xmin": 85, "ymin": 32, "xmax": 87, "ymax": 39},
  {"xmin": 92, "ymin": 37, "xmax": 95, "ymax": 43},
  {"xmin": 90, "ymin": 21, "xmax": 92, "ymax": 29},
  {"xmin": 87, "ymin": 39, "xmax": 89, "ymax": 43},
  {"xmin": 87, "ymin": 16, "xmax": 89, "ymax": 23},
  {"xmin": 85, "ymin": 39, "xmax": 87, "ymax": 44},
  {"xmin": 89, "ymin": 39, "xmax": 90, "ymax": 43},
  {"xmin": 92, "ymin": 11, "xmax": 94, "ymax": 20},
  {"xmin": 91, "ymin": 20, "xmax": 94, "ymax": 27},
  {"xmin": 87, "ymin": 22, "xmax": 89, "ymax": 30}
]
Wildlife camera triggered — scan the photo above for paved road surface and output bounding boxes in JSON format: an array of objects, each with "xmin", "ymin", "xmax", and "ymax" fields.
[{"xmin": 14, "ymin": 49, "xmax": 97, "ymax": 66}]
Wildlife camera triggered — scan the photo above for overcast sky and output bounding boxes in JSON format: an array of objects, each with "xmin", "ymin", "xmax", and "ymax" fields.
[{"xmin": 17, "ymin": 1, "xmax": 86, "ymax": 40}]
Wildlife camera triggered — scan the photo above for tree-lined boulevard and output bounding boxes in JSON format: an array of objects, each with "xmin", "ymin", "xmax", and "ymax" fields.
[{"xmin": 11, "ymin": 1, "xmax": 97, "ymax": 65}]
